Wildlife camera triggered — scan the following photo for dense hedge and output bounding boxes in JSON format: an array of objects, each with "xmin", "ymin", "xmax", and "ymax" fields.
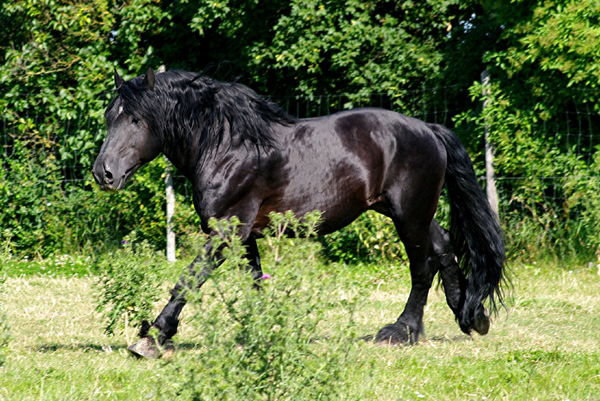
[{"xmin": 1, "ymin": 0, "xmax": 600, "ymax": 261}]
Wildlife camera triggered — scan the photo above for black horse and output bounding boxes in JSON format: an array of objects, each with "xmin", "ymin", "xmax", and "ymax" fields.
[{"xmin": 93, "ymin": 68, "xmax": 506, "ymax": 358}]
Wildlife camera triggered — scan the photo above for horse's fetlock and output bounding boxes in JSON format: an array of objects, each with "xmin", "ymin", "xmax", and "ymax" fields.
[{"xmin": 138, "ymin": 320, "xmax": 152, "ymax": 337}]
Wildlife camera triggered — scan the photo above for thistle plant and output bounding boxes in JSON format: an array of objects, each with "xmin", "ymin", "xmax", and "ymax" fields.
[
  {"xmin": 93, "ymin": 232, "xmax": 166, "ymax": 342},
  {"xmin": 158, "ymin": 211, "xmax": 360, "ymax": 400}
]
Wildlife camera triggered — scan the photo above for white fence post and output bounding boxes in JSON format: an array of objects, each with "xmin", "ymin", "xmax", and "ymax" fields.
[
  {"xmin": 481, "ymin": 69, "xmax": 499, "ymax": 219},
  {"xmin": 156, "ymin": 65, "xmax": 176, "ymax": 262},
  {"xmin": 165, "ymin": 158, "xmax": 176, "ymax": 262}
]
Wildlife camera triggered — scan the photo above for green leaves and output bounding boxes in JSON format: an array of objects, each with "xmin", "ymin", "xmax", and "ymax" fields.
[
  {"xmin": 319, "ymin": 211, "xmax": 406, "ymax": 264},
  {"xmin": 487, "ymin": 0, "xmax": 600, "ymax": 90},
  {"xmin": 93, "ymin": 231, "xmax": 167, "ymax": 337},
  {"xmin": 248, "ymin": 0, "xmax": 461, "ymax": 96},
  {"xmin": 450, "ymin": 0, "xmax": 600, "ymax": 258},
  {"xmin": 160, "ymin": 213, "xmax": 358, "ymax": 401}
]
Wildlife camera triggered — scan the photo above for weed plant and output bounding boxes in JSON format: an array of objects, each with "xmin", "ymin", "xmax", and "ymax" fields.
[
  {"xmin": 156, "ymin": 212, "xmax": 361, "ymax": 400},
  {"xmin": 93, "ymin": 231, "xmax": 169, "ymax": 339}
]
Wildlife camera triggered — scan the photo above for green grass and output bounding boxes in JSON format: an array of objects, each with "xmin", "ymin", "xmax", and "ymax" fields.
[
  {"xmin": 1, "ymin": 257, "xmax": 599, "ymax": 400},
  {"xmin": 1, "ymin": 255, "xmax": 95, "ymax": 278}
]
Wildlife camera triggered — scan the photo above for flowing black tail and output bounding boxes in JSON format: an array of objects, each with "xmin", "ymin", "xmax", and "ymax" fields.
[{"xmin": 428, "ymin": 123, "xmax": 506, "ymax": 334}]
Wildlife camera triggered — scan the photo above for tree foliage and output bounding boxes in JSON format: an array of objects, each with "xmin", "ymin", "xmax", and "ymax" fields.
[
  {"xmin": 456, "ymin": 0, "xmax": 600, "ymax": 257},
  {"xmin": 1, "ymin": 0, "xmax": 599, "ymax": 258}
]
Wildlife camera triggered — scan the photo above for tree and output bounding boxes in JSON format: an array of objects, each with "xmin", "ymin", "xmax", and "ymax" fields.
[{"xmin": 456, "ymin": 0, "xmax": 600, "ymax": 256}]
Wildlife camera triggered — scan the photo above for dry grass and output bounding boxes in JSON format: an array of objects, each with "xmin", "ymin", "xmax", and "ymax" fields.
[{"xmin": 1, "ymin": 260, "xmax": 599, "ymax": 400}]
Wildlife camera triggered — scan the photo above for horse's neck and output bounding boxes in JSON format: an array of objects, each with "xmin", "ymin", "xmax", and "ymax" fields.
[
  {"xmin": 162, "ymin": 141, "xmax": 198, "ymax": 179},
  {"xmin": 161, "ymin": 123, "xmax": 233, "ymax": 179},
  {"xmin": 162, "ymin": 119, "xmax": 286, "ymax": 182}
]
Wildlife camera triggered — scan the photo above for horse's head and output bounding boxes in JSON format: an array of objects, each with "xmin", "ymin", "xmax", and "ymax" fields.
[{"xmin": 93, "ymin": 67, "xmax": 163, "ymax": 191}]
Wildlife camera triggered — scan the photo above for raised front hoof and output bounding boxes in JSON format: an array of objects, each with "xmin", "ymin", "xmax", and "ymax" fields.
[
  {"xmin": 127, "ymin": 337, "xmax": 174, "ymax": 359},
  {"xmin": 473, "ymin": 307, "xmax": 490, "ymax": 336},
  {"xmin": 375, "ymin": 323, "xmax": 410, "ymax": 345}
]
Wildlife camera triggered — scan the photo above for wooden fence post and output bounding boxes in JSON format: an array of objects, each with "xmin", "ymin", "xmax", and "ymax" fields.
[
  {"xmin": 481, "ymin": 70, "xmax": 499, "ymax": 219},
  {"xmin": 157, "ymin": 65, "xmax": 176, "ymax": 262},
  {"xmin": 165, "ymin": 158, "xmax": 176, "ymax": 262}
]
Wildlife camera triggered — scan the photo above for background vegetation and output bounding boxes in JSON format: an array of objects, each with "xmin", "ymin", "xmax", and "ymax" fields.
[{"xmin": 1, "ymin": 0, "xmax": 600, "ymax": 261}]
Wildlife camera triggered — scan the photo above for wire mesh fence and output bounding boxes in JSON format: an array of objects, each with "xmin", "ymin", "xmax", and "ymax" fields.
[
  {"xmin": 269, "ymin": 84, "xmax": 468, "ymax": 127},
  {"xmin": 2, "ymin": 84, "xmax": 600, "ymax": 255}
]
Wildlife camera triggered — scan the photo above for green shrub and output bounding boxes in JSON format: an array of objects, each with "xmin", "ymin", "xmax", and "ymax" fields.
[
  {"xmin": 564, "ymin": 150, "xmax": 600, "ymax": 260},
  {"xmin": 317, "ymin": 198, "xmax": 453, "ymax": 265},
  {"xmin": 157, "ymin": 212, "xmax": 360, "ymax": 400},
  {"xmin": 93, "ymin": 231, "xmax": 168, "ymax": 340},
  {"xmin": 319, "ymin": 211, "xmax": 406, "ymax": 264},
  {"xmin": 0, "ymin": 137, "xmax": 202, "ymax": 257}
]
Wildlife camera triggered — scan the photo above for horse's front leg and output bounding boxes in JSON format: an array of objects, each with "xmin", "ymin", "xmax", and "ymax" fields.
[
  {"xmin": 127, "ymin": 236, "xmax": 261, "ymax": 359},
  {"xmin": 243, "ymin": 237, "xmax": 264, "ymax": 288},
  {"xmin": 127, "ymin": 239, "xmax": 223, "ymax": 358}
]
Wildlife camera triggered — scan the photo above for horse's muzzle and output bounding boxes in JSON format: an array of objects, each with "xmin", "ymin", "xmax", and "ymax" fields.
[{"xmin": 92, "ymin": 161, "xmax": 117, "ymax": 191}]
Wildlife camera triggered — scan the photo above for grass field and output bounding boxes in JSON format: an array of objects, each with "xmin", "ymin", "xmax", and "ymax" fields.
[{"xmin": 1, "ymin": 255, "xmax": 599, "ymax": 400}]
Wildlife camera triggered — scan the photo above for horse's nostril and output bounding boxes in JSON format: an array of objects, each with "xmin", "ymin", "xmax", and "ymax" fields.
[{"xmin": 105, "ymin": 170, "xmax": 113, "ymax": 179}]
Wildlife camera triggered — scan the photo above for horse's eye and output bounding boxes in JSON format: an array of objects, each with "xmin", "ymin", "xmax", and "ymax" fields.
[{"xmin": 132, "ymin": 118, "xmax": 140, "ymax": 125}]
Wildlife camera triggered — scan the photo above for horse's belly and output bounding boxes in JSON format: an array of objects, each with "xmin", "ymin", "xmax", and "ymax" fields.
[{"xmin": 254, "ymin": 165, "xmax": 378, "ymax": 236}]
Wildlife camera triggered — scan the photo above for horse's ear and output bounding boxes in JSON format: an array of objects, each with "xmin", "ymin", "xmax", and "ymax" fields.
[
  {"xmin": 143, "ymin": 67, "xmax": 155, "ymax": 90},
  {"xmin": 114, "ymin": 68, "xmax": 124, "ymax": 90}
]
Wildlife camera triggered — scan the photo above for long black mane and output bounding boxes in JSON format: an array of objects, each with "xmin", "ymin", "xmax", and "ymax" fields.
[{"xmin": 107, "ymin": 70, "xmax": 296, "ymax": 160}]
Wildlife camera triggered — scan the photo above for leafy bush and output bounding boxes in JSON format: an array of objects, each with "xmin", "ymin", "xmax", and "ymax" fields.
[
  {"xmin": 455, "ymin": 77, "xmax": 600, "ymax": 261},
  {"xmin": 0, "ymin": 137, "xmax": 202, "ymax": 257},
  {"xmin": 318, "ymin": 211, "xmax": 404, "ymax": 264},
  {"xmin": 157, "ymin": 213, "xmax": 360, "ymax": 400},
  {"xmin": 93, "ymin": 232, "xmax": 168, "ymax": 340},
  {"xmin": 566, "ymin": 150, "xmax": 600, "ymax": 258},
  {"xmin": 318, "ymin": 197, "xmax": 451, "ymax": 265}
]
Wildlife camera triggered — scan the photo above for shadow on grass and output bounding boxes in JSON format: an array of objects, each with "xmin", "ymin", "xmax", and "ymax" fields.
[
  {"xmin": 358, "ymin": 333, "xmax": 472, "ymax": 344},
  {"xmin": 32, "ymin": 333, "xmax": 472, "ymax": 355},
  {"xmin": 32, "ymin": 342, "xmax": 203, "ymax": 354},
  {"xmin": 32, "ymin": 343, "xmax": 129, "ymax": 353},
  {"xmin": 425, "ymin": 335, "xmax": 473, "ymax": 343}
]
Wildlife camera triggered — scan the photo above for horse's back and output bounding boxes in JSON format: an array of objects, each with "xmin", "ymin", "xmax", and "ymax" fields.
[
  {"xmin": 294, "ymin": 108, "xmax": 444, "ymax": 159},
  {"xmin": 253, "ymin": 108, "xmax": 446, "ymax": 234},
  {"xmin": 288, "ymin": 108, "xmax": 446, "ymax": 193}
]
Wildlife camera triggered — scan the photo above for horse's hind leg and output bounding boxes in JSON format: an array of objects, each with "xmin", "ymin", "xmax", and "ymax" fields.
[
  {"xmin": 376, "ymin": 217, "xmax": 438, "ymax": 344},
  {"xmin": 430, "ymin": 221, "xmax": 490, "ymax": 335},
  {"xmin": 430, "ymin": 220, "xmax": 465, "ymax": 319}
]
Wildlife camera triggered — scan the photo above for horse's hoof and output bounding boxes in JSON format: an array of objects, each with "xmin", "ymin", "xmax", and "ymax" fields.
[
  {"xmin": 375, "ymin": 323, "xmax": 409, "ymax": 345},
  {"xmin": 127, "ymin": 337, "xmax": 173, "ymax": 359},
  {"xmin": 473, "ymin": 307, "xmax": 490, "ymax": 336}
]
